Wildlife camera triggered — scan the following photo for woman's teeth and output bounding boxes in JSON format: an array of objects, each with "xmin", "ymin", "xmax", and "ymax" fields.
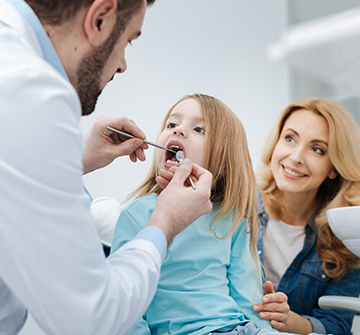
[{"xmin": 284, "ymin": 167, "xmax": 305, "ymax": 177}]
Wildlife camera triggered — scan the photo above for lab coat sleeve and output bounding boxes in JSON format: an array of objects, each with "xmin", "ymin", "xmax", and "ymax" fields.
[
  {"xmin": 0, "ymin": 62, "xmax": 163, "ymax": 334},
  {"xmin": 227, "ymin": 220, "xmax": 274, "ymax": 331}
]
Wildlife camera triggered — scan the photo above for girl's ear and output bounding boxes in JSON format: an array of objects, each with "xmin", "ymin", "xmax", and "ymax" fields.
[
  {"xmin": 83, "ymin": 0, "xmax": 117, "ymax": 47},
  {"xmin": 328, "ymin": 167, "xmax": 338, "ymax": 180}
]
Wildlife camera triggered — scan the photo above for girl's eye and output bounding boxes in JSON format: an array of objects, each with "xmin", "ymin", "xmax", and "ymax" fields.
[
  {"xmin": 167, "ymin": 123, "xmax": 177, "ymax": 129},
  {"xmin": 194, "ymin": 127, "xmax": 205, "ymax": 134}
]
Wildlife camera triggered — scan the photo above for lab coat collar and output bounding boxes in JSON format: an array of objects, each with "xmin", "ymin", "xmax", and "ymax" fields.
[{"xmin": 4, "ymin": 0, "xmax": 69, "ymax": 82}]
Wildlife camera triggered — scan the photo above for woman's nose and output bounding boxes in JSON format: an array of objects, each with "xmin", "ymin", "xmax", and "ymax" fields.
[{"xmin": 289, "ymin": 147, "xmax": 305, "ymax": 165}]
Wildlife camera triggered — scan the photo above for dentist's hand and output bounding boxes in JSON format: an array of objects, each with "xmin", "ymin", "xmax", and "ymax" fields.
[
  {"xmin": 83, "ymin": 116, "xmax": 148, "ymax": 174},
  {"xmin": 147, "ymin": 159, "xmax": 212, "ymax": 246}
]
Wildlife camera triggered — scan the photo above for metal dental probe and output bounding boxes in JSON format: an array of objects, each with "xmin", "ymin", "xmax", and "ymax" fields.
[{"xmin": 107, "ymin": 126, "xmax": 177, "ymax": 153}]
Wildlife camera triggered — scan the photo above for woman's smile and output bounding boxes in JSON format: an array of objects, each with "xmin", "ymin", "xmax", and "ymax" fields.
[{"xmin": 282, "ymin": 165, "xmax": 307, "ymax": 179}]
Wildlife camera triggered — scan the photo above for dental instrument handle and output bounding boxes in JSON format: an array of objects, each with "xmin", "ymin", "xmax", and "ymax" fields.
[
  {"xmin": 178, "ymin": 158, "xmax": 196, "ymax": 190},
  {"xmin": 176, "ymin": 151, "xmax": 196, "ymax": 190},
  {"xmin": 188, "ymin": 175, "xmax": 196, "ymax": 190},
  {"xmin": 107, "ymin": 126, "xmax": 176, "ymax": 153}
]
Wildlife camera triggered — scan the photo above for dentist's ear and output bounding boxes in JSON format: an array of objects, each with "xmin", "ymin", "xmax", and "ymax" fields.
[
  {"xmin": 83, "ymin": 0, "xmax": 117, "ymax": 47},
  {"xmin": 328, "ymin": 168, "xmax": 338, "ymax": 180}
]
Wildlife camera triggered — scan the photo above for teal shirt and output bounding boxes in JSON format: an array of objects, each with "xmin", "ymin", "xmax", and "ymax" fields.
[{"xmin": 111, "ymin": 193, "xmax": 274, "ymax": 334}]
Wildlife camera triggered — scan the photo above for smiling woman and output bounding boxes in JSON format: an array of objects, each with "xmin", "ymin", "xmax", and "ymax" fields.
[{"xmin": 253, "ymin": 98, "xmax": 360, "ymax": 335}]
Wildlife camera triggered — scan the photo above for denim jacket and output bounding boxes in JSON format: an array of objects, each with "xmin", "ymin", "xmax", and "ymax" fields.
[{"xmin": 257, "ymin": 196, "xmax": 360, "ymax": 335}]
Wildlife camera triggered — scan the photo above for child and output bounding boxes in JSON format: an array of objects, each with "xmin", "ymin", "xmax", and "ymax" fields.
[{"xmin": 111, "ymin": 94, "xmax": 276, "ymax": 334}]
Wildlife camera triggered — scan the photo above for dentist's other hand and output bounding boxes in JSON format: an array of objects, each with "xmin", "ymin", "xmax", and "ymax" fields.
[{"xmin": 148, "ymin": 159, "xmax": 212, "ymax": 246}]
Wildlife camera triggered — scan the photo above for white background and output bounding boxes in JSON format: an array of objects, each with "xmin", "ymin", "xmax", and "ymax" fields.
[{"xmin": 80, "ymin": 0, "xmax": 290, "ymax": 205}]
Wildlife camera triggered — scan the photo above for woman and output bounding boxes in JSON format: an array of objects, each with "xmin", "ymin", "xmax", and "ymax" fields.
[{"xmin": 252, "ymin": 98, "xmax": 360, "ymax": 335}]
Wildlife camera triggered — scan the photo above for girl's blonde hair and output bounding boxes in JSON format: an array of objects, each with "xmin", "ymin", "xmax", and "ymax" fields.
[
  {"xmin": 257, "ymin": 97, "xmax": 360, "ymax": 278},
  {"xmin": 129, "ymin": 93, "xmax": 258, "ymax": 258}
]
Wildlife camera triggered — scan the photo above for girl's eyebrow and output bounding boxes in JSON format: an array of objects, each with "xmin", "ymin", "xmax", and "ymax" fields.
[
  {"xmin": 169, "ymin": 112, "xmax": 205, "ymax": 123},
  {"xmin": 284, "ymin": 127, "xmax": 328, "ymax": 147}
]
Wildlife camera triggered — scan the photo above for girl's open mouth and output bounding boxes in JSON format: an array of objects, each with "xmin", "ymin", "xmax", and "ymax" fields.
[{"xmin": 164, "ymin": 141, "xmax": 185, "ymax": 167}]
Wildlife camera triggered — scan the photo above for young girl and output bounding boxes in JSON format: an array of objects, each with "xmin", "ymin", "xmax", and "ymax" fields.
[
  {"xmin": 253, "ymin": 98, "xmax": 360, "ymax": 334},
  {"xmin": 110, "ymin": 93, "xmax": 276, "ymax": 334}
]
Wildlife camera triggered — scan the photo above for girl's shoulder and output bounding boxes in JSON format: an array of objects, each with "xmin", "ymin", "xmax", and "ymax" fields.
[{"xmin": 122, "ymin": 193, "xmax": 158, "ymax": 220}]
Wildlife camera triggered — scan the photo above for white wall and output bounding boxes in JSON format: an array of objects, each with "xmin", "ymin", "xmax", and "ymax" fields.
[{"xmin": 81, "ymin": 0, "xmax": 290, "ymax": 205}]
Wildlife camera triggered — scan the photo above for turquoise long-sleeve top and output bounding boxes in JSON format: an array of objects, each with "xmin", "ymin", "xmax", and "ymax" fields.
[{"xmin": 111, "ymin": 193, "xmax": 274, "ymax": 335}]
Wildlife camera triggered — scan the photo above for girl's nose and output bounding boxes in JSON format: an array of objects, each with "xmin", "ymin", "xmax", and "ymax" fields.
[{"xmin": 173, "ymin": 127, "xmax": 186, "ymax": 137}]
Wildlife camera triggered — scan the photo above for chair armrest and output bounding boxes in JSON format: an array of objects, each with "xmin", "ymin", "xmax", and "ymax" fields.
[{"xmin": 319, "ymin": 296, "xmax": 360, "ymax": 314}]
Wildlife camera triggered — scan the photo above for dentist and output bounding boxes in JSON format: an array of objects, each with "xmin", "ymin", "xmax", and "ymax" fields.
[{"xmin": 0, "ymin": 0, "xmax": 212, "ymax": 334}]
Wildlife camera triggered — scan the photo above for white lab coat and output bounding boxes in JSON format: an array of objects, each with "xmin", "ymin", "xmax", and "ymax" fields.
[{"xmin": 0, "ymin": 1, "xmax": 163, "ymax": 334}]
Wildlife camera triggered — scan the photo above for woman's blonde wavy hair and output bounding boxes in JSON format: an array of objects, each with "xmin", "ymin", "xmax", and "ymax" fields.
[
  {"xmin": 128, "ymin": 93, "xmax": 258, "ymax": 259},
  {"xmin": 257, "ymin": 97, "xmax": 360, "ymax": 278}
]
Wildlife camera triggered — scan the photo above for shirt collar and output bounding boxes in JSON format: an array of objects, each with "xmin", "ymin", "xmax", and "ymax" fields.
[{"xmin": 5, "ymin": 0, "xmax": 69, "ymax": 82}]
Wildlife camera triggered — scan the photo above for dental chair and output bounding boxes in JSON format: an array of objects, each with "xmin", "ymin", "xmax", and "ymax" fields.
[
  {"xmin": 90, "ymin": 197, "xmax": 122, "ymax": 257},
  {"xmin": 318, "ymin": 207, "xmax": 360, "ymax": 315}
]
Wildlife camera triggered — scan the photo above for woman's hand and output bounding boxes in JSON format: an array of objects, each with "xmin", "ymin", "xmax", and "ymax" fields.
[{"xmin": 253, "ymin": 281, "xmax": 290, "ymax": 331}]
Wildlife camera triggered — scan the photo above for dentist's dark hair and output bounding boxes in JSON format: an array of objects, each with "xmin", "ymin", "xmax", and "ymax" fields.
[{"xmin": 25, "ymin": 0, "xmax": 155, "ymax": 26}]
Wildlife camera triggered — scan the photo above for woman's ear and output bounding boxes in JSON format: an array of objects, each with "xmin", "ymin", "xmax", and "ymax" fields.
[
  {"xmin": 83, "ymin": 0, "xmax": 117, "ymax": 47},
  {"xmin": 328, "ymin": 167, "xmax": 338, "ymax": 180}
]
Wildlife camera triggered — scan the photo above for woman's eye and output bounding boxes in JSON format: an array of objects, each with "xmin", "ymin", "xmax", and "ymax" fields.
[
  {"xmin": 313, "ymin": 147, "xmax": 324, "ymax": 154},
  {"xmin": 194, "ymin": 127, "xmax": 205, "ymax": 134}
]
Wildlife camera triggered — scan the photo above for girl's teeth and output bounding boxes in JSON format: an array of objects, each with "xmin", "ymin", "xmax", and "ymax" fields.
[
  {"xmin": 284, "ymin": 167, "xmax": 305, "ymax": 177},
  {"xmin": 166, "ymin": 160, "xmax": 180, "ymax": 166},
  {"xmin": 169, "ymin": 145, "xmax": 181, "ymax": 150}
]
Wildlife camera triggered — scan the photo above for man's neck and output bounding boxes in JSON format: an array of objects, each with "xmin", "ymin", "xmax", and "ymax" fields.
[{"xmin": 43, "ymin": 12, "xmax": 88, "ymax": 87}]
